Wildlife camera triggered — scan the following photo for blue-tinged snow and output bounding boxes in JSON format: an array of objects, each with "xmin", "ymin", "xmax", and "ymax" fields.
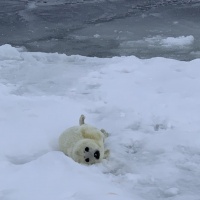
[{"xmin": 0, "ymin": 44, "xmax": 200, "ymax": 200}]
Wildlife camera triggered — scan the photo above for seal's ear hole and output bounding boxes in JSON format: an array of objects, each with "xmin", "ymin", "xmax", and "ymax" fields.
[
  {"xmin": 85, "ymin": 158, "xmax": 90, "ymax": 163},
  {"xmin": 85, "ymin": 147, "xmax": 89, "ymax": 152}
]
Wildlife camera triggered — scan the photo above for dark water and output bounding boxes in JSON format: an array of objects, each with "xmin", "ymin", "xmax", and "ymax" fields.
[{"xmin": 0, "ymin": 0, "xmax": 200, "ymax": 60}]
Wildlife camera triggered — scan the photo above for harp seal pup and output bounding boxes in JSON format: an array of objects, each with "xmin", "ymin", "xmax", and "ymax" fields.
[{"xmin": 59, "ymin": 115, "xmax": 109, "ymax": 165}]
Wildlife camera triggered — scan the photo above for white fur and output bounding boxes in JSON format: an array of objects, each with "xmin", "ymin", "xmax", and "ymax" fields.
[{"xmin": 59, "ymin": 115, "xmax": 108, "ymax": 165}]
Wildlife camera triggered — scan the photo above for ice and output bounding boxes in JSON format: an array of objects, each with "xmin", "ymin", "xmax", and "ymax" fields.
[
  {"xmin": 161, "ymin": 36, "xmax": 194, "ymax": 47},
  {"xmin": 123, "ymin": 35, "xmax": 195, "ymax": 51},
  {"xmin": 1, "ymin": 45, "xmax": 200, "ymax": 199}
]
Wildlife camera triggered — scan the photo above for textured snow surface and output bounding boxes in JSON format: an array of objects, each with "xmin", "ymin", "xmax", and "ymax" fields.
[{"xmin": 0, "ymin": 44, "xmax": 200, "ymax": 200}]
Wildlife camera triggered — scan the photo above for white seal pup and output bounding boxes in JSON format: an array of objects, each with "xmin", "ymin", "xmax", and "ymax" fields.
[{"xmin": 59, "ymin": 115, "xmax": 109, "ymax": 165}]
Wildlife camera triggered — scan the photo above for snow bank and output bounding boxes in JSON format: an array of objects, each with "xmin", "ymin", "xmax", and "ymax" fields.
[
  {"xmin": 0, "ymin": 44, "xmax": 21, "ymax": 60},
  {"xmin": 1, "ymin": 44, "xmax": 200, "ymax": 200}
]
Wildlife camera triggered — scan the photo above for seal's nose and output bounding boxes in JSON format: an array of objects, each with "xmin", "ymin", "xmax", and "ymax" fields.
[{"xmin": 94, "ymin": 150, "xmax": 100, "ymax": 159}]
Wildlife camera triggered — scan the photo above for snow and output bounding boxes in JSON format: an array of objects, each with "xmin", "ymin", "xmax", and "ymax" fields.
[
  {"xmin": 161, "ymin": 36, "xmax": 194, "ymax": 47},
  {"xmin": 1, "ymin": 44, "xmax": 200, "ymax": 200},
  {"xmin": 145, "ymin": 35, "xmax": 194, "ymax": 48},
  {"xmin": 122, "ymin": 35, "xmax": 195, "ymax": 50}
]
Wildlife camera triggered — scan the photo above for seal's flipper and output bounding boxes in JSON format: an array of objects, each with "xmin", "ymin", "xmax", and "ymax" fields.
[
  {"xmin": 100, "ymin": 129, "xmax": 109, "ymax": 138},
  {"xmin": 79, "ymin": 114, "xmax": 85, "ymax": 126},
  {"xmin": 104, "ymin": 149, "xmax": 110, "ymax": 159}
]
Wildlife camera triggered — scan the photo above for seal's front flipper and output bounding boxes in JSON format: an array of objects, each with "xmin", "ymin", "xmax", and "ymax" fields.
[{"xmin": 104, "ymin": 149, "xmax": 110, "ymax": 159}]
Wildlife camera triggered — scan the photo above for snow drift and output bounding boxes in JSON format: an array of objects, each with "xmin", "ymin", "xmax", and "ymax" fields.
[{"xmin": 0, "ymin": 44, "xmax": 200, "ymax": 200}]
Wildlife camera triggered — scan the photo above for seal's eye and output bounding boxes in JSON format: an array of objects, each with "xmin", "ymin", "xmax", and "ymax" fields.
[
  {"xmin": 85, "ymin": 147, "xmax": 89, "ymax": 152},
  {"xmin": 85, "ymin": 158, "xmax": 90, "ymax": 163}
]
